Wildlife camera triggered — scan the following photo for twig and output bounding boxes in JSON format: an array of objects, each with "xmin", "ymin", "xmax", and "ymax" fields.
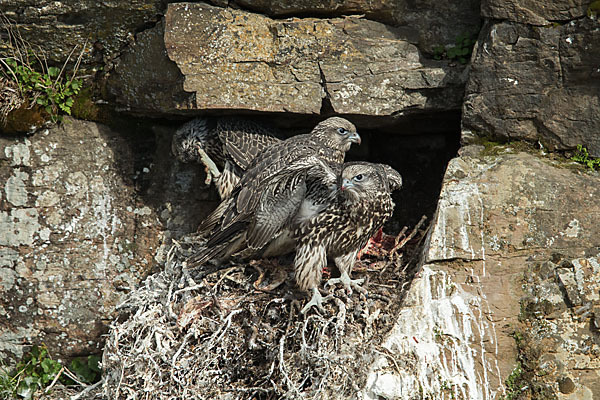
[
  {"xmin": 374, "ymin": 346, "xmax": 403, "ymax": 376},
  {"xmin": 70, "ymin": 40, "xmax": 88, "ymax": 82},
  {"xmin": 210, "ymin": 266, "xmax": 241, "ymax": 294},
  {"xmin": 333, "ymin": 297, "xmax": 347, "ymax": 342},
  {"xmin": 279, "ymin": 335, "xmax": 304, "ymax": 399},
  {"xmin": 62, "ymin": 367, "xmax": 87, "ymax": 387},
  {"xmin": 171, "ymin": 330, "xmax": 195, "ymax": 383},
  {"xmin": 393, "ymin": 226, "xmax": 409, "ymax": 247},
  {"xmin": 70, "ymin": 378, "xmax": 103, "ymax": 400},
  {"xmin": 380, "ymin": 215, "xmax": 428, "ymax": 275},
  {"xmin": 391, "ymin": 215, "xmax": 427, "ymax": 256},
  {"xmin": 44, "ymin": 366, "xmax": 64, "ymax": 393},
  {"xmin": 53, "ymin": 44, "xmax": 77, "ymax": 90}
]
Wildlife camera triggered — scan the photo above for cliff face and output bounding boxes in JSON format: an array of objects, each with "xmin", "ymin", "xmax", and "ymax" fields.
[
  {"xmin": 364, "ymin": 149, "xmax": 600, "ymax": 398},
  {"xmin": 1, "ymin": 0, "xmax": 599, "ymax": 398},
  {"xmin": 0, "ymin": 119, "xmax": 217, "ymax": 362}
]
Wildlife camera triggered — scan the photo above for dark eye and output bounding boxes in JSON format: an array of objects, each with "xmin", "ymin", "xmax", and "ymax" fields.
[
  {"xmin": 337, "ymin": 127, "xmax": 347, "ymax": 135},
  {"xmin": 354, "ymin": 174, "xmax": 364, "ymax": 181}
]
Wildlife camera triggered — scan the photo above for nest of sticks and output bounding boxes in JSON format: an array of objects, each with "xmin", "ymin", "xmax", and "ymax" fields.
[{"xmin": 101, "ymin": 216, "xmax": 429, "ymax": 399}]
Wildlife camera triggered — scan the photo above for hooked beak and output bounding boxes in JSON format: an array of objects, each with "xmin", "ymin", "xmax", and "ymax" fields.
[
  {"xmin": 348, "ymin": 132, "xmax": 361, "ymax": 145},
  {"xmin": 341, "ymin": 178, "xmax": 354, "ymax": 191}
]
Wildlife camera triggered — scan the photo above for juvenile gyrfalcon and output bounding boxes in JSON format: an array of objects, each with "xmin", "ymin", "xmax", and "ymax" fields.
[
  {"xmin": 294, "ymin": 162, "xmax": 402, "ymax": 313},
  {"xmin": 187, "ymin": 117, "xmax": 361, "ymax": 267},
  {"xmin": 171, "ymin": 117, "xmax": 281, "ymax": 199}
]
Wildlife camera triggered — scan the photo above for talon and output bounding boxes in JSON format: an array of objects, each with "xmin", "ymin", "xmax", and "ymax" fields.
[
  {"xmin": 301, "ymin": 287, "xmax": 333, "ymax": 314},
  {"xmin": 326, "ymin": 272, "xmax": 365, "ymax": 296}
]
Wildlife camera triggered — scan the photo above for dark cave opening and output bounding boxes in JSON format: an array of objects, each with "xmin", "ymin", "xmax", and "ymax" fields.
[{"xmin": 107, "ymin": 111, "xmax": 460, "ymax": 241}]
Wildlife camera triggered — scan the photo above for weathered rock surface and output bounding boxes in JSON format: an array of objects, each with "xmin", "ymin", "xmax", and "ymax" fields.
[
  {"xmin": 0, "ymin": 118, "xmax": 215, "ymax": 363},
  {"xmin": 110, "ymin": 2, "xmax": 467, "ymax": 117},
  {"xmin": 462, "ymin": 17, "xmax": 600, "ymax": 156},
  {"xmin": 482, "ymin": 0, "xmax": 590, "ymax": 25},
  {"xmin": 362, "ymin": 147, "xmax": 600, "ymax": 398},
  {"xmin": 1, "ymin": 0, "xmax": 166, "ymax": 65},
  {"xmin": 230, "ymin": 0, "xmax": 481, "ymax": 53},
  {"xmin": 106, "ymin": 21, "xmax": 196, "ymax": 115}
]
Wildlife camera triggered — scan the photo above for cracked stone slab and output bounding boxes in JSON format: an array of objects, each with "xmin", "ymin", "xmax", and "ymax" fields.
[
  {"xmin": 0, "ymin": 120, "xmax": 161, "ymax": 363},
  {"xmin": 481, "ymin": 0, "xmax": 590, "ymax": 24},
  {"xmin": 1, "ymin": 0, "xmax": 165, "ymax": 65},
  {"xmin": 0, "ymin": 119, "xmax": 222, "ymax": 365},
  {"xmin": 362, "ymin": 147, "xmax": 600, "ymax": 399},
  {"xmin": 556, "ymin": 267, "xmax": 583, "ymax": 306},
  {"xmin": 160, "ymin": 2, "xmax": 466, "ymax": 116},
  {"xmin": 232, "ymin": 0, "xmax": 481, "ymax": 54},
  {"xmin": 462, "ymin": 18, "xmax": 600, "ymax": 156}
]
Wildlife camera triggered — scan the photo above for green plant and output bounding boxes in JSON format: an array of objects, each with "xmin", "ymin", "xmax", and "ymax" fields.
[
  {"xmin": 0, "ymin": 346, "xmax": 102, "ymax": 399},
  {"xmin": 0, "ymin": 364, "xmax": 16, "ymax": 398},
  {"xmin": 69, "ymin": 355, "xmax": 101, "ymax": 384},
  {"xmin": 2, "ymin": 58, "xmax": 82, "ymax": 121},
  {"xmin": 433, "ymin": 33, "xmax": 477, "ymax": 64},
  {"xmin": 0, "ymin": 345, "xmax": 62, "ymax": 399},
  {"xmin": 571, "ymin": 145, "xmax": 600, "ymax": 170},
  {"xmin": 588, "ymin": 0, "xmax": 600, "ymax": 17},
  {"xmin": 0, "ymin": 14, "xmax": 85, "ymax": 123},
  {"xmin": 503, "ymin": 362, "xmax": 525, "ymax": 400}
]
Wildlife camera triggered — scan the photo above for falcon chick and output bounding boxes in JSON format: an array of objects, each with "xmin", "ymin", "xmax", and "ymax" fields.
[
  {"xmin": 171, "ymin": 117, "xmax": 281, "ymax": 199},
  {"xmin": 187, "ymin": 117, "xmax": 361, "ymax": 267},
  {"xmin": 293, "ymin": 162, "xmax": 402, "ymax": 313}
]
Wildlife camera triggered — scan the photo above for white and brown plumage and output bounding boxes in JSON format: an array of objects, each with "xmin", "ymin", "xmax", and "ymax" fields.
[
  {"xmin": 171, "ymin": 117, "xmax": 281, "ymax": 199},
  {"xmin": 187, "ymin": 117, "xmax": 361, "ymax": 267},
  {"xmin": 293, "ymin": 162, "xmax": 402, "ymax": 313}
]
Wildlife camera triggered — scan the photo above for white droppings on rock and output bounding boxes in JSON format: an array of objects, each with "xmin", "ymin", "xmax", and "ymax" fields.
[
  {"xmin": 134, "ymin": 206, "xmax": 152, "ymax": 216},
  {"xmin": 362, "ymin": 266, "xmax": 500, "ymax": 400},
  {"xmin": 564, "ymin": 219, "xmax": 580, "ymax": 238}
]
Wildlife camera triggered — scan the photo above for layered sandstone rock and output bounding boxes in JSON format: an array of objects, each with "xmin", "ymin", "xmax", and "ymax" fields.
[
  {"xmin": 462, "ymin": 13, "xmax": 600, "ymax": 156},
  {"xmin": 109, "ymin": 2, "xmax": 467, "ymax": 117},
  {"xmin": 362, "ymin": 147, "xmax": 600, "ymax": 399},
  {"xmin": 0, "ymin": 118, "xmax": 215, "ymax": 362},
  {"xmin": 0, "ymin": 0, "xmax": 165, "ymax": 65}
]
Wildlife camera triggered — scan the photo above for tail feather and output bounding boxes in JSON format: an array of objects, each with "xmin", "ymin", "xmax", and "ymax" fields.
[
  {"xmin": 186, "ymin": 222, "xmax": 247, "ymax": 268},
  {"xmin": 197, "ymin": 198, "xmax": 232, "ymax": 235},
  {"xmin": 186, "ymin": 242, "xmax": 228, "ymax": 269}
]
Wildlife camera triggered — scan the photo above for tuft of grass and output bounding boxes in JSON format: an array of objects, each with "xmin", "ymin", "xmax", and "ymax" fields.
[
  {"xmin": 0, "ymin": 13, "xmax": 86, "ymax": 125},
  {"xmin": 571, "ymin": 145, "xmax": 600, "ymax": 170}
]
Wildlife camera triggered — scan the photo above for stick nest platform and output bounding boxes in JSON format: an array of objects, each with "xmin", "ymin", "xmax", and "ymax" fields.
[{"xmin": 101, "ymin": 218, "xmax": 428, "ymax": 399}]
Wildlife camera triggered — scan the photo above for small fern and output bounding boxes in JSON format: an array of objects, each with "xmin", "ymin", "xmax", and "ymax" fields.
[{"xmin": 571, "ymin": 145, "xmax": 600, "ymax": 171}]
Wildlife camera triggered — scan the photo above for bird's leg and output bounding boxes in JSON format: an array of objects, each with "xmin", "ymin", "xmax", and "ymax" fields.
[
  {"xmin": 301, "ymin": 287, "xmax": 333, "ymax": 314},
  {"xmin": 196, "ymin": 146, "xmax": 221, "ymax": 185},
  {"xmin": 326, "ymin": 272, "xmax": 365, "ymax": 296},
  {"xmin": 326, "ymin": 250, "xmax": 366, "ymax": 296}
]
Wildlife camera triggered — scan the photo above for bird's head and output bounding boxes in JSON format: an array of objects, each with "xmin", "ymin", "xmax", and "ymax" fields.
[
  {"xmin": 311, "ymin": 117, "xmax": 360, "ymax": 152},
  {"xmin": 339, "ymin": 162, "xmax": 385, "ymax": 203},
  {"xmin": 376, "ymin": 163, "xmax": 403, "ymax": 192},
  {"xmin": 171, "ymin": 118, "xmax": 209, "ymax": 163}
]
